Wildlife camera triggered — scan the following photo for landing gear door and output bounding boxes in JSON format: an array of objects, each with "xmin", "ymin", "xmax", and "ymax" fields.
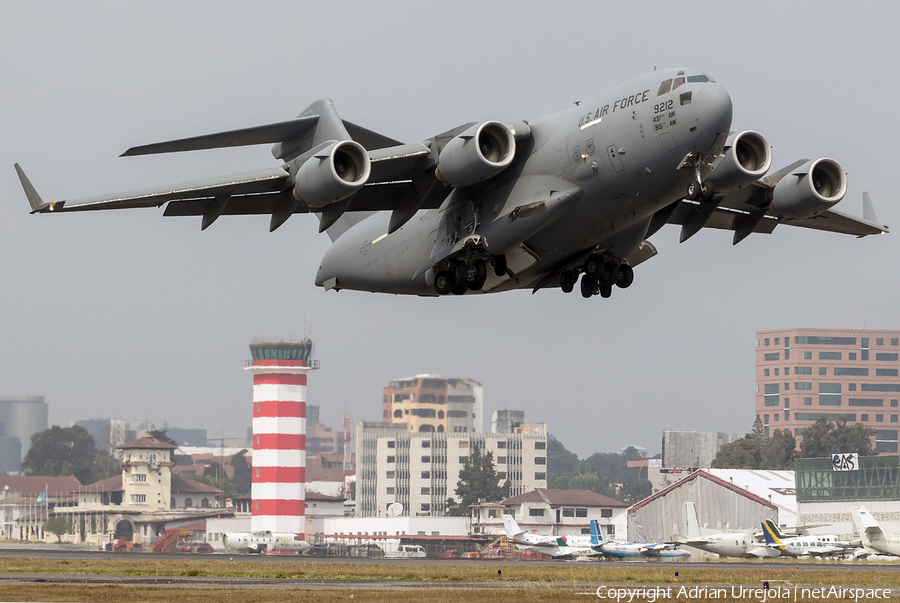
[{"xmin": 607, "ymin": 145, "xmax": 625, "ymax": 172}]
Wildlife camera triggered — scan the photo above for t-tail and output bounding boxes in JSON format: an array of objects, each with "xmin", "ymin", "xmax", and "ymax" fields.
[
  {"xmin": 590, "ymin": 519, "xmax": 606, "ymax": 546},
  {"xmin": 761, "ymin": 520, "xmax": 784, "ymax": 549},
  {"xmin": 681, "ymin": 502, "xmax": 702, "ymax": 539},
  {"xmin": 852, "ymin": 505, "xmax": 887, "ymax": 550},
  {"xmin": 503, "ymin": 514, "xmax": 526, "ymax": 541}
]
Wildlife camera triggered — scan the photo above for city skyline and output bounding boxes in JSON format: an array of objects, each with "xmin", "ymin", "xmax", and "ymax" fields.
[{"xmin": 2, "ymin": 3, "xmax": 898, "ymax": 458}]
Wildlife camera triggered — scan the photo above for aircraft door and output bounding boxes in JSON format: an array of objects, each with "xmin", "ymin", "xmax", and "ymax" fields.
[{"xmin": 607, "ymin": 145, "xmax": 625, "ymax": 172}]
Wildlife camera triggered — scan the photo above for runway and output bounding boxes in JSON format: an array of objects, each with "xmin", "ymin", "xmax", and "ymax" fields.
[{"xmin": 0, "ymin": 546, "xmax": 898, "ymax": 593}]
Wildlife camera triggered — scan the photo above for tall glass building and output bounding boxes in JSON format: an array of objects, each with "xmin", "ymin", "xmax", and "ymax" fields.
[{"xmin": 755, "ymin": 329, "xmax": 900, "ymax": 453}]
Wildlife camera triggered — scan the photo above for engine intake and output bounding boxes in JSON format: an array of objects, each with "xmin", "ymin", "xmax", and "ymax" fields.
[
  {"xmin": 293, "ymin": 140, "xmax": 370, "ymax": 207},
  {"xmin": 705, "ymin": 130, "xmax": 771, "ymax": 193},
  {"xmin": 771, "ymin": 158, "xmax": 846, "ymax": 218},
  {"xmin": 436, "ymin": 121, "xmax": 515, "ymax": 187}
]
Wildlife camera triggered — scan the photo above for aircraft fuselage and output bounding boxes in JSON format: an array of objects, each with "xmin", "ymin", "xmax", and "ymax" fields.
[{"xmin": 315, "ymin": 68, "xmax": 732, "ymax": 295}]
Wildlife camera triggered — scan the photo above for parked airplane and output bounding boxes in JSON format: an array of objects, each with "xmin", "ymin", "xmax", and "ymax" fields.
[
  {"xmin": 16, "ymin": 68, "xmax": 887, "ymax": 298},
  {"xmin": 502, "ymin": 514, "xmax": 600, "ymax": 558},
  {"xmin": 760, "ymin": 519, "xmax": 853, "ymax": 557},
  {"xmin": 222, "ymin": 530, "xmax": 310, "ymax": 554},
  {"xmin": 851, "ymin": 505, "xmax": 900, "ymax": 557},
  {"xmin": 589, "ymin": 519, "xmax": 689, "ymax": 560},
  {"xmin": 679, "ymin": 502, "xmax": 776, "ymax": 558}
]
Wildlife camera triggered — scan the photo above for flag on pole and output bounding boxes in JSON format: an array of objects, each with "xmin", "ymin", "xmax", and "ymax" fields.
[{"xmin": 35, "ymin": 491, "xmax": 46, "ymax": 503}]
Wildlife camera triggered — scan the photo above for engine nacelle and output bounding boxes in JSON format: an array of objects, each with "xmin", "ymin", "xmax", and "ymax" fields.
[
  {"xmin": 436, "ymin": 121, "xmax": 515, "ymax": 187},
  {"xmin": 771, "ymin": 158, "xmax": 847, "ymax": 218},
  {"xmin": 293, "ymin": 140, "xmax": 370, "ymax": 207},
  {"xmin": 705, "ymin": 130, "xmax": 771, "ymax": 193}
]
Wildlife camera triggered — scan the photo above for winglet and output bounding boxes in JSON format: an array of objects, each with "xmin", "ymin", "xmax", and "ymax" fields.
[
  {"xmin": 14, "ymin": 164, "xmax": 51, "ymax": 213},
  {"xmin": 862, "ymin": 192, "xmax": 880, "ymax": 225}
]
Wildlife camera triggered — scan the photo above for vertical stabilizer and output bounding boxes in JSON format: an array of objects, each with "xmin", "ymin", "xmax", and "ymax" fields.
[
  {"xmin": 503, "ymin": 514, "xmax": 526, "ymax": 541},
  {"xmin": 852, "ymin": 506, "xmax": 887, "ymax": 549},
  {"xmin": 682, "ymin": 502, "xmax": 702, "ymax": 539},
  {"xmin": 761, "ymin": 520, "xmax": 783, "ymax": 548},
  {"xmin": 590, "ymin": 519, "xmax": 606, "ymax": 546},
  {"xmin": 274, "ymin": 99, "xmax": 375, "ymax": 242}
]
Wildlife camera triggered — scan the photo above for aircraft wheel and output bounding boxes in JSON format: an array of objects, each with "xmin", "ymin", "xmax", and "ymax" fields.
[
  {"xmin": 492, "ymin": 254, "xmax": 507, "ymax": 277},
  {"xmin": 685, "ymin": 180, "xmax": 700, "ymax": 200},
  {"xmin": 585, "ymin": 256, "xmax": 602, "ymax": 278},
  {"xmin": 598, "ymin": 262, "xmax": 619, "ymax": 287},
  {"xmin": 616, "ymin": 264, "xmax": 634, "ymax": 289},
  {"xmin": 434, "ymin": 271, "xmax": 453, "ymax": 295},
  {"xmin": 700, "ymin": 182, "xmax": 714, "ymax": 200},
  {"xmin": 580, "ymin": 275, "xmax": 596, "ymax": 298},
  {"xmin": 470, "ymin": 259, "xmax": 487, "ymax": 290},
  {"xmin": 560, "ymin": 270, "xmax": 577, "ymax": 294},
  {"xmin": 454, "ymin": 262, "xmax": 467, "ymax": 285},
  {"xmin": 599, "ymin": 284, "xmax": 613, "ymax": 298},
  {"xmin": 451, "ymin": 278, "xmax": 469, "ymax": 295}
]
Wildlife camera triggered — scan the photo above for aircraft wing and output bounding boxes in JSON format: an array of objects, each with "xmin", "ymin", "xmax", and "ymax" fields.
[
  {"xmin": 666, "ymin": 155, "xmax": 888, "ymax": 243},
  {"xmin": 17, "ymin": 163, "xmax": 292, "ymax": 214}
]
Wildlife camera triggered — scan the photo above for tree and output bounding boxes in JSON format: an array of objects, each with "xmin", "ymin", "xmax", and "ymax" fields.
[
  {"xmin": 752, "ymin": 414, "xmax": 765, "ymax": 438},
  {"xmin": 446, "ymin": 445, "xmax": 509, "ymax": 516},
  {"xmin": 231, "ymin": 449, "xmax": 251, "ymax": 495},
  {"xmin": 22, "ymin": 425, "xmax": 116, "ymax": 484},
  {"xmin": 550, "ymin": 462, "xmax": 611, "ymax": 496},
  {"xmin": 547, "ymin": 434, "xmax": 579, "ymax": 480},
  {"xmin": 43, "ymin": 515, "xmax": 72, "ymax": 543},
  {"xmin": 712, "ymin": 429, "xmax": 799, "ymax": 470},
  {"xmin": 798, "ymin": 417, "xmax": 877, "ymax": 458},
  {"xmin": 148, "ymin": 429, "xmax": 177, "ymax": 446}
]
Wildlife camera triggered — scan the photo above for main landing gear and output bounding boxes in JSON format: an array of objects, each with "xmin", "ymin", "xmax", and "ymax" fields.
[
  {"xmin": 434, "ymin": 255, "xmax": 504, "ymax": 295},
  {"xmin": 568, "ymin": 255, "xmax": 634, "ymax": 299}
]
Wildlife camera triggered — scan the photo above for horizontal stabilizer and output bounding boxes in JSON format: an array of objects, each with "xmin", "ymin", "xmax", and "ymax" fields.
[{"xmin": 121, "ymin": 116, "xmax": 320, "ymax": 157}]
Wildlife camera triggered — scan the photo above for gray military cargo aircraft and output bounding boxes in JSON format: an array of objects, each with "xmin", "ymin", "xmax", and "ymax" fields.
[{"xmin": 16, "ymin": 68, "xmax": 888, "ymax": 298}]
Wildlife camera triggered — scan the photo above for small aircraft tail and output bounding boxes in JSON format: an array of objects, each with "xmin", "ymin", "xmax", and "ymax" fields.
[
  {"xmin": 503, "ymin": 514, "xmax": 526, "ymax": 541},
  {"xmin": 590, "ymin": 519, "xmax": 606, "ymax": 546},
  {"xmin": 14, "ymin": 164, "xmax": 51, "ymax": 213},
  {"xmin": 681, "ymin": 502, "xmax": 702, "ymax": 539},
  {"xmin": 851, "ymin": 505, "xmax": 887, "ymax": 549},
  {"xmin": 761, "ymin": 520, "xmax": 784, "ymax": 548}
]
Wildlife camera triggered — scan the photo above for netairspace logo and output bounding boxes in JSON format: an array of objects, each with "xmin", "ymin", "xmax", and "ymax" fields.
[{"xmin": 594, "ymin": 585, "xmax": 894, "ymax": 602}]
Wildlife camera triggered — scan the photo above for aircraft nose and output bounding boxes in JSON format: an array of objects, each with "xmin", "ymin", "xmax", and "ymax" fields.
[{"xmin": 693, "ymin": 84, "xmax": 733, "ymax": 134}]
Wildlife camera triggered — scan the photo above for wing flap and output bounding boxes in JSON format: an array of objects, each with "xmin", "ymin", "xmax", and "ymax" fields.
[
  {"xmin": 28, "ymin": 166, "xmax": 290, "ymax": 212},
  {"xmin": 782, "ymin": 208, "xmax": 889, "ymax": 237}
]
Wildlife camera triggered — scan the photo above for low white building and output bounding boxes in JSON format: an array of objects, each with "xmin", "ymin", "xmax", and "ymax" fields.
[{"xmin": 469, "ymin": 488, "xmax": 628, "ymax": 539}]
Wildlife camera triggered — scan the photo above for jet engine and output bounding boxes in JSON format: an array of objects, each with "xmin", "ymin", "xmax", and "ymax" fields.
[
  {"xmin": 293, "ymin": 140, "xmax": 371, "ymax": 207},
  {"xmin": 704, "ymin": 130, "xmax": 771, "ymax": 193},
  {"xmin": 436, "ymin": 121, "xmax": 515, "ymax": 187},
  {"xmin": 771, "ymin": 158, "xmax": 846, "ymax": 218}
]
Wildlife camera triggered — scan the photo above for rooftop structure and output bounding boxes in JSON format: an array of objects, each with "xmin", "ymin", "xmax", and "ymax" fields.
[{"xmin": 382, "ymin": 375, "xmax": 483, "ymax": 434}]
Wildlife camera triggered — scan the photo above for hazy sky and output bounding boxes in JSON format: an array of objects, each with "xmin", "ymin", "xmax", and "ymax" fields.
[{"xmin": 2, "ymin": 2, "xmax": 898, "ymax": 458}]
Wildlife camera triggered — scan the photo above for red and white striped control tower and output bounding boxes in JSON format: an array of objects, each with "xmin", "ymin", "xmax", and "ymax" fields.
[{"xmin": 245, "ymin": 340, "xmax": 317, "ymax": 534}]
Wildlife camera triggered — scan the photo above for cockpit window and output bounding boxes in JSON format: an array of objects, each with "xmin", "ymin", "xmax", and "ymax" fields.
[
  {"xmin": 657, "ymin": 79, "xmax": 672, "ymax": 96},
  {"xmin": 704, "ymin": 73, "xmax": 716, "ymax": 83},
  {"xmin": 672, "ymin": 77, "xmax": 685, "ymax": 90},
  {"xmin": 680, "ymin": 91, "xmax": 693, "ymax": 106},
  {"xmin": 687, "ymin": 75, "xmax": 708, "ymax": 83}
]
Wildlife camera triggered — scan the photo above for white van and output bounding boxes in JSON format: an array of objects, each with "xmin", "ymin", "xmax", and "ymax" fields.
[{"xmin": 395, "ymin": 544, "xmax": 426, "ymax": 558}]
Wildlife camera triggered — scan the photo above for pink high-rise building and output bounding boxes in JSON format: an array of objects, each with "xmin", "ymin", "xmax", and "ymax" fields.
[
  {"xmin": 246, "ymin": 341, "xmax": 318, "ymax": 533},
  {"xmin": 755, "ymin": 328, "xmax": 900, "ymax": 453}
]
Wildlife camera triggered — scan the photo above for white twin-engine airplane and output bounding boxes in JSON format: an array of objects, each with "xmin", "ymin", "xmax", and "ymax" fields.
[
  {"xmin": 16, "ymin": 68, "xmax": 888, "ymax": 298},
  {"xmin": 502, "ymin": 514, "xmax": 600, "ymax": 558},
  {"xmin": 222, "ymin": 530, "xmax": 310, "ymax": 554}
]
